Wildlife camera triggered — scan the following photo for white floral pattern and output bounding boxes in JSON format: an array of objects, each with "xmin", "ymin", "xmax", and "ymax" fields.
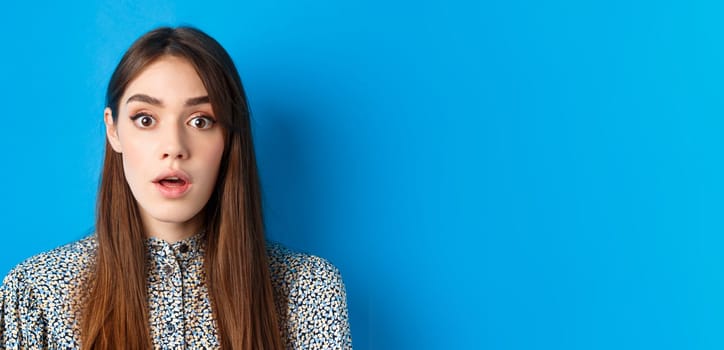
[{"xmin": 0, "ymin": 232, "xmax": 352, "ymax": 349}]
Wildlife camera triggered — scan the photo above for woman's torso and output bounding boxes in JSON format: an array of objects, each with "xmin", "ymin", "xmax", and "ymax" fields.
[{"xmin": 0, "ymin": 234, "xmax": 352, "ymax": 349}]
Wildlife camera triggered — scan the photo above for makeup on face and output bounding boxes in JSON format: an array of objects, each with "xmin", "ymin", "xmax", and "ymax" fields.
[
  {"xmin": 107, "ymin": 56, "xmax": 225, "ymax": 241},
  {"xmin": 153, "ymin": 169, "xmax": 192, "ymax": 199}
]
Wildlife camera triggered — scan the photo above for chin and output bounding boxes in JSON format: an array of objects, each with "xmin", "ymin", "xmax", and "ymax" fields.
[
  {"xmin": 157, "ymin": 210, "xmax": 202, "ymax": 224},
  {"xmin": 143, "ymin": 202, "xmax": 205, "ymax": 225}
]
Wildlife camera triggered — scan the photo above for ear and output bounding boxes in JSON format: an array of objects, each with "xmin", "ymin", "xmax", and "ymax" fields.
[{"xmin": 104, "ymin": 107, "xmax": 123, "ymax": 153}]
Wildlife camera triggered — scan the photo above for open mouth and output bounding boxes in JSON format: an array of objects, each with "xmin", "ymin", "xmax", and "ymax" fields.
[
  {"xmin": 158, "ymin": 177, "xmax": 187, "ymax": 187},
  {"xmin": 153, "ymin": 172, "xmax": 192, "ymax": 198}
]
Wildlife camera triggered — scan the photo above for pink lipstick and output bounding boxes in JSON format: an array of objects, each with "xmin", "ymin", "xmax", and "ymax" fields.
[{"xmin": 152, "ymin": 170, "xmax": 192, "ymax": 199}]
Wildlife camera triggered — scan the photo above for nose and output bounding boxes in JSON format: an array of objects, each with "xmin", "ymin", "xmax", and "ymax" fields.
[{"xmin": 160, "ymin": 124, "xmax": 189, "ymax": 160}]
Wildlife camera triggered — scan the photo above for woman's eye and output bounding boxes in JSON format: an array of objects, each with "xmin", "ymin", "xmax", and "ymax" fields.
[
  {"xmin": 188, "ymin": 116, "xmax": 215, "ymax": 129},
  {"xmin": 130, "ymin": 114, "xmax": 156, "ymax": 128}
]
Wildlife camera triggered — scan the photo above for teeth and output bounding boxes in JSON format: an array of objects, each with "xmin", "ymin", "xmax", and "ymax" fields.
[{"xmin": 166, "ymin": 177, "xmax": 180, "ymax": 180}]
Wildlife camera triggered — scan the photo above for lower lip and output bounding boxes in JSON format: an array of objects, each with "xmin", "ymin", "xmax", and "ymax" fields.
[{"xmin": 154, "ymin": 182, "xmax": 191, "ymax": 199}]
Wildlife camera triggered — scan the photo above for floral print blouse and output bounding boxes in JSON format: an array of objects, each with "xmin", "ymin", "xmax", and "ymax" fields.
[{"xmin": 0, "ymin": 232, "xmax": 352, "ymax": 349}]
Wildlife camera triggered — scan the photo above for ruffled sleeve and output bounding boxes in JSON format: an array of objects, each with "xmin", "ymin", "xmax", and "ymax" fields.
[{"xmin": 0, "ymin": 264, "xmax": 47, "ymax": 349}]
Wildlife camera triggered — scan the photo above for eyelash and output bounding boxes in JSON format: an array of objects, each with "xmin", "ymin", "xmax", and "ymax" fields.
[
  {"xmin": 129, "ymin": 113, "xmax": 217, "ymax": 130},
  {"xmin": 130, "ymin": 113, "xmax": 156, "ymax": 128},
  {"xmin": 188, "ymin": 115, "xmax": 216, "ymax": 129}
]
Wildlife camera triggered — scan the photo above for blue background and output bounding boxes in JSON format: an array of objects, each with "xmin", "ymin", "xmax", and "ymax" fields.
[{"xmin": 1, "ymin": 0, "xmax": 722, "ymax": 348}]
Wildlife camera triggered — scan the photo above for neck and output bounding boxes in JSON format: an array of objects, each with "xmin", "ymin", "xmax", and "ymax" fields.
[{"xmin": 140, "ymin": 211, "xmax": 204, "ymax": 243}]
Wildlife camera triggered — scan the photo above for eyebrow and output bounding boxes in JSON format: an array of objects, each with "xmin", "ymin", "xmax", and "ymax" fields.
[
  {"xmin": 125, "ymin": 94, "xmax": 210, "ymax": 107},
  {"xmin": 184, "ymin": 96, "xmax": 210, "ymax": 107}
]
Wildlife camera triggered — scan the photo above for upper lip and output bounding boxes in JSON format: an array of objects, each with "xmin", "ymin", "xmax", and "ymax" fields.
[{"xmin": 152, "ymin": 169, "xmax": 192, "ymax": 184}]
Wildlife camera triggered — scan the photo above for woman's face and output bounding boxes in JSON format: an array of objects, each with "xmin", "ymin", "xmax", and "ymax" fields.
[{"xmin": 104, "ymin": 55, "xmax": 224, "ymax": 239}]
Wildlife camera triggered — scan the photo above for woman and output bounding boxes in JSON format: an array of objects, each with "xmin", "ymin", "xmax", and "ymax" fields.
[{"xmin": 0, "ymin": 26, "xmax": 351, "ymax": 349}]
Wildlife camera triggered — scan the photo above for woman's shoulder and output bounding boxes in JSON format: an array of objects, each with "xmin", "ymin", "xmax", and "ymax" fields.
[
  {"xmin": 265, "ymin": 241, "xmax": 352, "ymax": 348},
  {"xmin": 265, "ymin": 240, "xmax": 345, "ymax": 288},
  {"xmin": 1, "ymin": 235, "xmax": 96, "ymax": 290}
]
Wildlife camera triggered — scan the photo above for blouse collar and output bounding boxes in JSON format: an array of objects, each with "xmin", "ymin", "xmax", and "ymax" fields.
[{"xmin": 145, "ymin": 230, "xmax": 206, "ymax": 262}]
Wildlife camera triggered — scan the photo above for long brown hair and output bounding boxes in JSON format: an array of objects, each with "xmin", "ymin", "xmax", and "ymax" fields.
[{"xmin": 81, "ymin": 27, "xmax": 283, "ymax": 349}]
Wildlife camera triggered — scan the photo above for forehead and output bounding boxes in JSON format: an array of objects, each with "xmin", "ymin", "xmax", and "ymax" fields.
[{"xmin": 121, "ymin": 56, "xmax": 208, "ymax": 104}]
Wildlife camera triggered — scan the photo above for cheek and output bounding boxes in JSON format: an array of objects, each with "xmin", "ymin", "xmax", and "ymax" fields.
[
  {"xmin": 119, "ymin": 140, "xmax": 151, "ymax": 181},
  {"xmin": 116, "ymin": 123, "xmax": 144, "ymax": 164},
  {"xmin": 203, "ymin": 139, "xmax": 225, "ymax": 177}
]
